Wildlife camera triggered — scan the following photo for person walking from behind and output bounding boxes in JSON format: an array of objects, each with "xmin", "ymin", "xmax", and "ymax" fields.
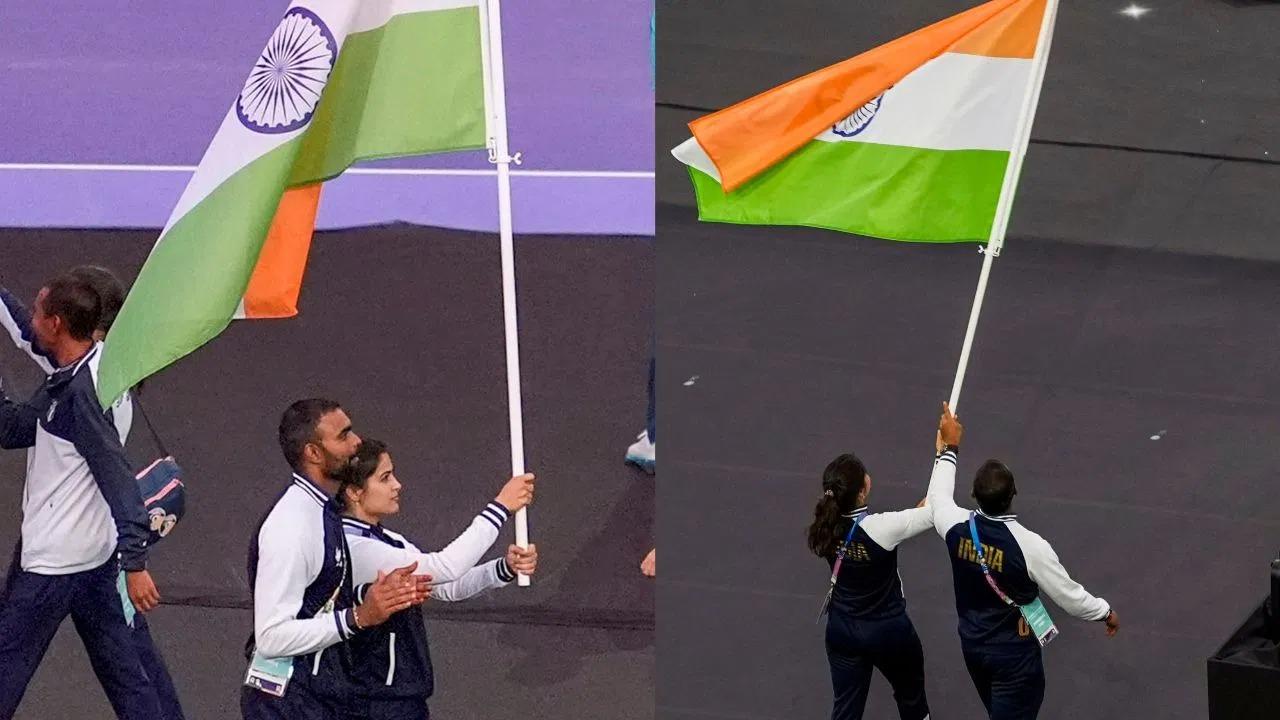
[{"xmin": 927, "ymin": 403, "xmax": 1118, "ymax": 720}]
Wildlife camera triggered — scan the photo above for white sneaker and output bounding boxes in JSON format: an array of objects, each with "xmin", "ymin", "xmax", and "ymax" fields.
[{"xmin": 625, "ymin": 430, "xmax": 655, "ymax": 474}]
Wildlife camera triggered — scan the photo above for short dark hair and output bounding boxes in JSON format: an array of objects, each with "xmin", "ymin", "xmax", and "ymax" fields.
[
  {"xmin": 278, "ymin": 399, "xmax": 343, "ymax": 471},
  {"xmin": 68, "ymin": 265, "xmax": 125, "ymax": 334},
  {"xmin": 41, "ymin": 273, "xmax": 102, "ymax": 341},
  {"xmin": 973, "ymin": 459, "xmax": 1017, "ymax": 515},
  {"xmin": 334, "ymin": 438, "xmax": 389, "ymax": 511}
]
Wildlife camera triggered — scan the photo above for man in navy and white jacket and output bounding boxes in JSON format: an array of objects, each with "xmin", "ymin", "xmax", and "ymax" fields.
[
  {"xmin": 927, "ymin": 403, "xmax": 1119, "ymax": 720},
  {"xmin": 0, "ymin": 273, "xmax": 161, "ymax": 719},
  {"xmin": 2, "ymin": 267, "xmax": 185, "ymax": 720},
  {"xmin": 241, "ymin": 399, "xmax": 431, "ymax": 720}
]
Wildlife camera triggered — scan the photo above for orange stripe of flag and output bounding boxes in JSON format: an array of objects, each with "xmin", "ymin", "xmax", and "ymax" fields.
[
  {"xmin": 242, "ymin": 183, "xmax": 322, "ymax": 319},
  {"xmin": 689, "ymin": 0, "xmax": 1041, "ymax": 192},
  {"xmin": 949, "ymin": 0, "xmax": 1045, "ymax": 59}
]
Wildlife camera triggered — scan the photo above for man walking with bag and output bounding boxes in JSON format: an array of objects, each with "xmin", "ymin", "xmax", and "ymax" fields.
[
  {"xmin": 0, "ymin": 272, "xmax": 161, "ymax": 719},
  {"xmin": 2, "ymin": 264, "xmax": 186, "ymax": 719}
]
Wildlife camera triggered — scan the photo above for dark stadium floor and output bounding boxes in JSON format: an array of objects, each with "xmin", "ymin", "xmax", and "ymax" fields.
[{"xmin": 656, "ymin": 203, "xmax": 1280, "ymax": 720}]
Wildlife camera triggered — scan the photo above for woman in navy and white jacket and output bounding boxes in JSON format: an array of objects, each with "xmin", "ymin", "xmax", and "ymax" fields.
[
  {"xmin": 333, "ymin": 438, "xmax": 537, "ymax": 720},
  {"xmin": 808, "ymin": 451, "xmax": 934, "ymax": 720}
]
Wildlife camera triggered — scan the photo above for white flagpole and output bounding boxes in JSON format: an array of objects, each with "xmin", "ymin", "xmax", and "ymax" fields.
[
  {"xmin": 947, "ymin": 0, "xmax": 1060, "ymax": 412},
  {"xmin": 480, "ymin": 0, "xmax": 531, "ymax": 585}
]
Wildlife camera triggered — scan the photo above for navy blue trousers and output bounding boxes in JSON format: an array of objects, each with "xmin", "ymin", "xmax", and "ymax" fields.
[
  {"xmin": 961, "ymin": 642, "xmax": 1045, "ymax": 720},
  {"xmin": 242, "ymin": 678, "xmax": 344, "ymax": 720},
  {"xmin": 825, "ymin": 611, "xmax": 929, "ymax": 720},
  {"xmin": 364, "ymin": 696, "xmax": 430, "ymax": 720},
  {"xmin": 131, "ymin": 607, "xmax": 185, "ymax": 720},
  {"xmin": 0, "ymin": 558, "xmax": 161, "ymax": 720},
  {"xmin": 242, "ymin": 681, "xmax": 429, "ymax": 720}
]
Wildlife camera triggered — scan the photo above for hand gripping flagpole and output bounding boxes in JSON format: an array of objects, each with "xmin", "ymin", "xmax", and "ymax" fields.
[
  {"xmin": 947, "ymin": 0, "xmax": 1060, "ymax": 413},
  {"xmin": 480, "ymin": 0, "xmax": 531, "ymax": 585}
]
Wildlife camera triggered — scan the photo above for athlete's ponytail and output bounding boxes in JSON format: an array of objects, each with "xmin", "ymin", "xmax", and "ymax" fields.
[{"xmin": 806, "ymin": 453, "xmax": 869, "ymax": 559}]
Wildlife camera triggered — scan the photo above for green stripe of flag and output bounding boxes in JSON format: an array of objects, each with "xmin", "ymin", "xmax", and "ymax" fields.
[
  {"xmin": 98, "ymin": 7, "xmax": 487, "ymax": 407},
  {"xmin": 290, "ymin": 7, "xmax": 488, "ymax": 184},
  {"xmin": 689, "ymin": 140, "xmax": 1009, "ymax": 243},
  {"xmin": 97, "ymin": 138, "xmax": 305, "ymax": 407}
]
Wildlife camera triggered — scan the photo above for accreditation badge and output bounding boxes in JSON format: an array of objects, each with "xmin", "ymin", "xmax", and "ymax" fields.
[
  {"xmin": 1019, "ymin": 597, "xmax": 1059, "ymax": 647},
  {"xmin": 244, "ymin": 653, "xmax": 294, "ymax": 697}
]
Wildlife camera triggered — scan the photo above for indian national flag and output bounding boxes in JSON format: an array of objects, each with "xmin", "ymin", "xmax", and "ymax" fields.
[
  {"xmin": 99, "ymin": 0, "xmax": 489, "ymax": 406},
  {"xmin": 672, "ymin": 0, "xmax": 1055, "ymax": 243}
]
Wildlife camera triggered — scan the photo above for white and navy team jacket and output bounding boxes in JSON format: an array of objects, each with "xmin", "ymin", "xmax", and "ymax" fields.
[
  {"xmin": 247, "ymin": 473, "xmax": 362, "ymax": 698},
  {"xmin": 0, "ymin": 285, "xmax": 133, "ymax": 441},
  {"xmin": 0, "ymin": 345, "xmax": 149, "ymax": 574},
  {"xmin": 341, "ymin": 501, "xmax": 516, "ymax": 700},
  {"xmin": 827, "ymin": 504, "xmax": 933, "ymax": 620},
  {"xmin": 926, "ymin": 448, "xmax": 1111, "ymax": 647}
]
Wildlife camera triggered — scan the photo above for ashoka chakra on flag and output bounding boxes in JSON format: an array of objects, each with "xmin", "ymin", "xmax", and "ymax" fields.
[
  {"xmin": 236, "ymin": 7, "xmax": 337, "ymax": 134},
  {"xmin": 832, "ymin": 94, "xmax": 884, "ymax": 138}
]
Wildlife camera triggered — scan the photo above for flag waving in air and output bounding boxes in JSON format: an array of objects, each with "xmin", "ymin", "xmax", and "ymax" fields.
[
  {"xmin": 98, "ymin": 0, "xmax": 490, "ymax": 407},
  {"xmin": 673, "ymin": 0, "xmax": 1052, "ymax": 244}
]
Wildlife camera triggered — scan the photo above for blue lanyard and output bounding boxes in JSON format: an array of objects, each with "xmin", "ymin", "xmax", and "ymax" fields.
[
  {"xmin": 832, "ymin": 513, "xmax": 865, "ymax": 573},
  {"xmin": 968, "ymin": 512, "xmax": 1016, "ymax": 607},
  {"xmin": 817, "ymin": 511, "xmax": 866, "ymax": 621}
]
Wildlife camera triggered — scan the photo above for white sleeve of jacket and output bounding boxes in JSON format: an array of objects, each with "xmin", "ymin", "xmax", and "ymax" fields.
[
  {"xmin": 859, "ymin": 507, "xmax": 934, "ymax": 550},
  {"xmin": 432, "ymin": 558, "xmax": 516, "ymax": 602},
  {"xmin": 1013, "ymin": 525, "xmax": 1111, "ymax": 622},
  {"xmin": 926, "ymin": 449, "xmax": 969, "ymax": 537},
  {"xmin": 354, "ymin": 503, "xmax": 509, "ymax": 584},
  {"xmin": 252, "ymin": 511, "xmax": 350, "ymax": 658}
]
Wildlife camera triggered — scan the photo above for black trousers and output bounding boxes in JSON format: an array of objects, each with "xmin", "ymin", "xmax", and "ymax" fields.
[
  {"xmin": 961, "ymin": 642, "xmax": 1045, "ymax": 720},
  {"xmin": 825, "ymin": 610, "xmax": 929, "ymax": 720}
]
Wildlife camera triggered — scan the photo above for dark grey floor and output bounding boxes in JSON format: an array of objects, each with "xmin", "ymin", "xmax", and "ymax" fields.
[
  {"xmin": 16, "ymin": 606, "xmax": 653, "ymax": 720},
  {"xmin": 656, "ymin": 203, "xmax": 1280, "ymax": 720},
  {"xmin": 0, "ymin": 225, "xmax": 654, "ymax": 719}
]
